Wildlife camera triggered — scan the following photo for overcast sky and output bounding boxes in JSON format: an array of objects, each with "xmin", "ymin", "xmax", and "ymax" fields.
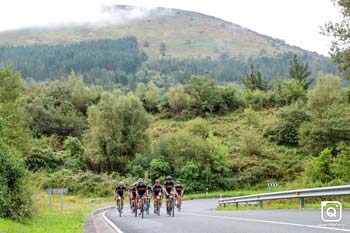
[{"xmin": 0, "ymin": 0, "xmax": 341, "ymax": 56}]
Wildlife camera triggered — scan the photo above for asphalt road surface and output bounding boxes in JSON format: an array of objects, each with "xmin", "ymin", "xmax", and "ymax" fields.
[{"xmin": 105, "ymin": 199, "xmax": 350, "ymax": 233}]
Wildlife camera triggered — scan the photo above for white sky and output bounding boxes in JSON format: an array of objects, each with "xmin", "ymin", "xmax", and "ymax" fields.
[{"xmin": 0, "ymin": 0, "xmax": 342, "ymax": 56}]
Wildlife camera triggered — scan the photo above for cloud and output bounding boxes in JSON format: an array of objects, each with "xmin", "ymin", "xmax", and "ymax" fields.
[{"xmin": 0, "ymin": 1, "xmax": 156, "ymax": 31}]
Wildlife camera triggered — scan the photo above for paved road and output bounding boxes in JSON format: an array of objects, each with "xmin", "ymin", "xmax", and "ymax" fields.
[{"xmin": 105, "ymin": 199, "xmax": 350, "ymax": 233}]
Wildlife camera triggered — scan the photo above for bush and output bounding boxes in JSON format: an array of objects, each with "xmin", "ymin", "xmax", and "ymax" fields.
[
  {"xmin": 265, "ymin": 104, "xmax": 310, "ymax": 145},
  {"xmin": 306, "ymin": 148, "xmax": 333, "ymax": 183},
  {"xmin": 299, "ymin": 104, "xmax": 350, "ymax": 155},
  {"xmin": 185, "ymin": 117, "xmax": 210, "ymax": 138},
  {"xmin": 0, "ymin": 141, "xmax": 32, "ymax": 221},
  {"xmin": 239, "ymin": 129, "xmax": 264, "ymax": 156},
  {"xmin": 331, "ymin": 142, "xmax": 350, "ymax": 182},
  {"xmin": 242, "ymin": 90, "xmax": 276, "ymax": 110}
]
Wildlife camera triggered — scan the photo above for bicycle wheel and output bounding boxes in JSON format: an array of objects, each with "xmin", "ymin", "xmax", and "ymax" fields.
[
  {"xmin": 118, "ymin": 201, "xmax": 122, "ymax": 217},
  {"xmin": 141, "ymin": 198, "xmax": 144, "ymax": 219},
  {"xmin": 146, "ymin": 199, "xmax": 149, "ymax": 215},
  {"xmin": 171, "ymin": 197, "xmax": 175, "ymax": 217},
  {"xmin": 134, "ymin": 201, "xmax": 137, "ymax": 217},
  {"xmin": 157, "ymin": 200, "xmax": 161, "ymax": 216}
]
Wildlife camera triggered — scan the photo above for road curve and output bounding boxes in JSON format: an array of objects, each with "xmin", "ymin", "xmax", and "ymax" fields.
[{"xmin": 104, "ymin": 199, "xmax": 350, "ymax": 233}]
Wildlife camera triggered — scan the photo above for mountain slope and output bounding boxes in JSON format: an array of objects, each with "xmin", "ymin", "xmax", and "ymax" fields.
[{"xmin": 0, "ymin": 5, "xmax": 322, "ymax": 59}]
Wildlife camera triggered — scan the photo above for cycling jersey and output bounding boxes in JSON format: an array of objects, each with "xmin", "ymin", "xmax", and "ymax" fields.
[
  {"xmin": 130, "ymin": 186, "xmax": 137, "ymax": 198},
  {"xmin": 115, "ymin": 185, "xmax": 127, "ymax": 197},
  {"xmin": 163, "ymin": 180, "xmax": 175, "ymax": 194},
  {"xmin": 152, "ymin": 184, "xmax": 163, "ymax": 196},
  {"xmin": 175, "ymin": 184, "xmax": 184, "ymax": 195},
  {"xmin": 147, "ymin": 185, "xmax": 152, "ymax": 194},
  {"xmin": 135, "ymin": 183, "xmax": 148, "ymax": 196}
]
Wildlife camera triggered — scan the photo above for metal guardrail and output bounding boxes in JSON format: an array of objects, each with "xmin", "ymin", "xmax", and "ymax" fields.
[{"xmin": 218, "ymin": 185, "xmax": 350, "ymax": 208}]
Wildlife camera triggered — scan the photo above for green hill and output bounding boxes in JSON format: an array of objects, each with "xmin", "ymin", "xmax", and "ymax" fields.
[{"xmin": 0, "ymin": 5, "xmax": 327, "ymax": 60}]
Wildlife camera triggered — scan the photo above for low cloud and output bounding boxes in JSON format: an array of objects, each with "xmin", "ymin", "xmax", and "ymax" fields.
[{"xmin": 0, "ymin": 1, "xmax": 158, "ymax": 31}]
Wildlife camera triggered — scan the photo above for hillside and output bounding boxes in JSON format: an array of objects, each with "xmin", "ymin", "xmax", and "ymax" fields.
[{"xmin": 0, "ymin": 5, "xmax": 325, "ymax": 60}]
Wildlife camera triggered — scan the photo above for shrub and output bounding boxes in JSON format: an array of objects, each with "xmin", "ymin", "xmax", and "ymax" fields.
[
  {"xmin": 299, "ymin": 104, "xmax": 350, "ymax": 155},
  {"xmin": 306, "ymin": 148, "xmax": 333, "ymax": 183},
  {"xmin": 185, "ymin": 117, "xmax": 210, "ymax": 138},
  {"xmin": 239, "ymin": 129, "xmax": 264, "ymax": 156},
  {"xmin": 266, "ymin": 104, "xmax": 310, "ymax": 145},
  {"xmin": 0, "ymin": 141, "xmax": 32, "ymax": 221}
]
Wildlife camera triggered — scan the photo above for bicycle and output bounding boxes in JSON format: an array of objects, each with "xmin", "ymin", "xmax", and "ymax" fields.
[
  {"xmin": 167, "ymin": 194, "xmax": 175, "ymax": 217},
  {"xmin": 176, "ymin": 195, "xmax": 182, "ymax": 212},
  {"xmin": 140, "ymin": 196, "xmax": 148, "ymax": 219},
  {"xmin": 154, "ymin": 194, "xmax": 162, "ymax": 216},
  {"xmin": 116, "ymin": 196, "xmax": 122, "ymax": 217}
]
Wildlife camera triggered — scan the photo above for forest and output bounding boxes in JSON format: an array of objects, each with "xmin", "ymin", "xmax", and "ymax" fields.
[{"xmin": 0, "ymin": 36, "xmax": 336, "ymax": 89}]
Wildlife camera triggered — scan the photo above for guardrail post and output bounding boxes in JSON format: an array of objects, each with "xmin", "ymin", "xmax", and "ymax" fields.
[
  {"xmin": 259, "ymin": 200, "xmax": 263, "ymax": 208},
  {"xmin": 223, "ymin": 203, "xmax": 226, "ymax": 208},
  {"xmin": 235, "ymin": 202, "xmax": 238, "ymax": 208},
  {"xmin": 245, "ymin": 201, "xmax": 248, "ymax": 206},
  {"xmin": 300, "ymin": 197, "xmax": 304, "ymax": 209}
]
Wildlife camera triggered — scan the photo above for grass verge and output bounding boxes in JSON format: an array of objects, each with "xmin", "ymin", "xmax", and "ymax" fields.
[{"xmin": 0, "ymin": 193, "xmax": 113, "ymax": 233}]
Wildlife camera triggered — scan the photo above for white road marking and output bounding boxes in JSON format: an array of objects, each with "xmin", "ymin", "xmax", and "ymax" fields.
[
  {"xmin": 178, "ymin": 212, "xmax": 350, "ymax": 232},
  {"xmin": 102, "ymin": 210, "xmax": 124, "ymax": 233}
]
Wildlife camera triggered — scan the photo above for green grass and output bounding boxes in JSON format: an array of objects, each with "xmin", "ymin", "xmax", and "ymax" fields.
[{"xmin": 0, "ymin": 194, "xmax": 112, "ymax": 233}]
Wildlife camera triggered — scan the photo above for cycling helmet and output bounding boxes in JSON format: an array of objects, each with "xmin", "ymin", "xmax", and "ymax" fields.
[
  {"xmin": 138, "ymin": 178, "xmax": 144, "ymax": 183},
  {"xmin": 119, "ymin": 182, "xmax": 125, "ymax": 186},
  {"xmin": 167, "ymin": 176, "xmax": 173, "ymax": 180},
  {"xmin": 176, "ymin": 180, "xmax": 181, "ymax": 184}
]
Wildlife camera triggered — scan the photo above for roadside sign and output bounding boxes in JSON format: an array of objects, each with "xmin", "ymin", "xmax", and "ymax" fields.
[{"xmin": 47, "ymin": 188, "xmax": 68, "ymax": 212}]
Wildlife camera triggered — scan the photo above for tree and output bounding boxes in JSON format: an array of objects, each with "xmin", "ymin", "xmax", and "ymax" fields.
[
  {"xmin": 187, "ymin": 76, "xmax": 222, "ymax": 115},
  {"xmin": 279, "ymin": 79, "xmax": 307, "ymax": 105},
  {"xmin": 266, "ymin": 104, "xmax": 310, "ymax": 146},
  {"xmin": 306, "ymin": 148, "xmax": 333, "ymax": 183},
  {"xmin": 307, "ymin": 74, "xmax": 343, "ymax": 117},
  {"xmin": 149, "ymin": 157, "xmax": 170, "ymax": 181},
  {"xmin": 332, "ymin": 142, "xmax": 350, "ymax": 182},
  {"xmin": 241, "ymin": 64, "xmax": 270, "ymax": 91},
  {"xmin": 0, "ymin": 120, "xmax": 32, "ymax": 221},
  {"xmin": 323, "ymin": 0, "xmax": 350, "ymax": 79},
  {"xmin": 168, "ymin": 84, "xmax": 193, "ymax": 117},
  {"xmin": 288, "ymin": 55, "xmax": 312, "ymax": 90},
  {"xmin": 299, "ymin": 104, "xmax": 350, "ymax": 156},
  {"xmin": 0, "ymin": 65, "xmax": 30, "ymax": 151},
  {"xmin": 85, "ymin": 93, "xmax": 151, "ymax": 173},
  {"xmin": 135, "ymin": 82, "xmax": 160, "ymax": 113},
  {"xmin": 63, "ymin": 136, "xmax": 85, "ymax": 172},
  {"xmin": 159, "ymin": 43, "xmax": 167, "ymax": 56}
]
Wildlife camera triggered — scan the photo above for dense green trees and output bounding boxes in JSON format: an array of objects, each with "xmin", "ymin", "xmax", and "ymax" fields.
[
  {"xmin": 0, "ymin": 37, "xmax": 147, "ymax": 86},
  {"xmin": 0, "ymin": 66, "xmax": 32, "ymax": 221},
  {"xmin": 85, "ymin": 93, "xmax": 151, "ymax": 173}
]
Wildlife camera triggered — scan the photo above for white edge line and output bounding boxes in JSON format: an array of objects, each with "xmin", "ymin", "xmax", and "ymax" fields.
[
  {"xmin": 102, "ymin": 210, "xmax": 124, "ymax": 233},
  {"xmin": 178, "ymin": 212, "xmax": 350, "ymax": 232}
]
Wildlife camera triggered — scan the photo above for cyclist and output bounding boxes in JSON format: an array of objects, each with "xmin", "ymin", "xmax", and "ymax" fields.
[
  {"xmin": 113, "ymin": 182, "xmax": 127, "ymax": 211},
  {"xmin": 175, "ymin": 180, "xmax": 184, "ymax": 210},
  {"xmin": 129, "ymin": 183, "xmax": 137, "ymax": 213},
  {"xmin": 145, "ymin": 182, "xmax": 152, "ymax": 209},
  {"xmin": 135, "ymin": 178, "xmax": 148, "ymax": 215},
  {"xmin": 152, "ymin": 179, "xmax": 163, "ymax": 214},
  {"xmin": 163, "ymin": 176, "xmax": 175, "ymax": 213}
]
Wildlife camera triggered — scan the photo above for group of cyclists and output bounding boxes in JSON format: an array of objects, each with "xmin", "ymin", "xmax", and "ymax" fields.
[{"xmin": 113, "ymin": 176, "xmax": 184, "ymax": 217}]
